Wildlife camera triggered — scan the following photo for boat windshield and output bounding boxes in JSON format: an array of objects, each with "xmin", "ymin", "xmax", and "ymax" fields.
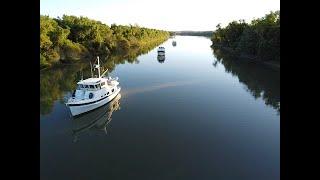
[
  {"xmin": 77, "ymin": 84, "xmax": 83, "ymax": 90},
  {"xmin": 77, "ymin": 84, "xmax": 101, "ymax": 90}
]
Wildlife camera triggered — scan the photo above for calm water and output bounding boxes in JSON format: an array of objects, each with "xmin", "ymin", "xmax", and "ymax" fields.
[{"xmin": 40, "ymin": 36, "xmax": 280, "ymax": 180}]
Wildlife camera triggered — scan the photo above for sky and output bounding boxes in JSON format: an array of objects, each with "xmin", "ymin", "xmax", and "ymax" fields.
[{"xmin": 40, "ymin": 0, "xmax": 280, "ymax": 31}]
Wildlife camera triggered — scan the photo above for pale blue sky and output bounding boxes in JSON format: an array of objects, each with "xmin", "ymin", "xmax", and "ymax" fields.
[{"xmin": 40, "ymin": 0, "xmax": 280, "ymax": 31}]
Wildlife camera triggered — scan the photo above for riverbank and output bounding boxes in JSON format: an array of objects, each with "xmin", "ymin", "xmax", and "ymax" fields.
[{"xmin": 40, "ymin": 15, "xmax": 170, "ymax": 70}]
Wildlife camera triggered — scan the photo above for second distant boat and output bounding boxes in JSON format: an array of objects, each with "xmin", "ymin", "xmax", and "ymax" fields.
[{"xmin": 172, "ymin": 41, "xmax": 176, "ymax": 46}]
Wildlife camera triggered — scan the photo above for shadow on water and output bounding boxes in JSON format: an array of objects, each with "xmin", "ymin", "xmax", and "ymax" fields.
[
  {"xmin": 71, "ymin": 94, "xmax": 122, "ymax": 142},
  {"xmin": 212, "ymin": 47, "xmax": 280, "ymax": 113}
]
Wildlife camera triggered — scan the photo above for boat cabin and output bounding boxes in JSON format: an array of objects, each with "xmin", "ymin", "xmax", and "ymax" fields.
[{"xmin": 76, "ymin": 78, "xmax": 108, "ymax": 91}]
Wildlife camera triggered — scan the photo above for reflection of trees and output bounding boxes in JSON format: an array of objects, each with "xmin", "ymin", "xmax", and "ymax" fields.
[
  {"xmin": 40, "ymin": 64, "xmax": 83, "ymax": 115},
  {"xmin": 40, "ymin": 41, "xmax": 161, "ymax": 115},
  {"xmin": 212, "ymin": 47, "xmax": 280, "ymax": 113}
]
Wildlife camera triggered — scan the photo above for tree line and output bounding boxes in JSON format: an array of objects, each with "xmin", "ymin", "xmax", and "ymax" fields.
[
  {"xmin": 211, "ymin": 11, "xmax": 280, "ymax": 62},
  {"xmin": 40, "ymin": 15, "xmax": 170, "ymax": 69}
]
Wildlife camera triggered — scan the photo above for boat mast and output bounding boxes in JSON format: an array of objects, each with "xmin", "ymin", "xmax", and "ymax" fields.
[{"xmin": 97, "ymin": 56, "xmax": 101, "ymax": 78}]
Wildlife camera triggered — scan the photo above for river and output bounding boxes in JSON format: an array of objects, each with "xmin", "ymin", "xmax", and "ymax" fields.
[{"xmin": 40, "ymin": 36, "xmax": 280, "ymax": 180}]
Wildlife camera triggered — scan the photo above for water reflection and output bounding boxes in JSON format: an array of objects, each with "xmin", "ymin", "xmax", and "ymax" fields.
[
  {"xmin": 212, "ymin": 47, "xmax": 280, "ymax": 113},
  {"xmin": 172, "ymin": 40, "xmax": 177, "ymax": 47},
  {"xmin": 157, "ymin": 55, "xmax": 165, "ymax": 63},
  {"xmin": 71, "ymin": 94, "xmax": 121, "ymax": 142},
  {"xmin": 40, "ymin": 64, "xmax": 84, "ymax": 115}
]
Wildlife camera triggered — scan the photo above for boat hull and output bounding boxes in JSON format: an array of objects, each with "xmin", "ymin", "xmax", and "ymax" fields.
[{"xmin": 68, "ymin": 87, "xmax": 121, "ymax": 116}]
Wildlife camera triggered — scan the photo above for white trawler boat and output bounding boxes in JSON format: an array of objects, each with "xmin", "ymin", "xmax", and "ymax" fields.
[
  {"xmin": 66, "ymin": 56, "xmax": 121, "ymax": 116},
  {"xmin": 157, "ymin": 46, "xmax": 165, "ymax": 56}
]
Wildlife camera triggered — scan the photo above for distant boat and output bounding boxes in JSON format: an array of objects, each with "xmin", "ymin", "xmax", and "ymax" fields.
[
  {"xmin": 66, "ymin": 56, "xmax": 121, "ymax": 116},
  {"xmin": 157, "ymin": 46, "xmax": 165, "ymax": 56}
]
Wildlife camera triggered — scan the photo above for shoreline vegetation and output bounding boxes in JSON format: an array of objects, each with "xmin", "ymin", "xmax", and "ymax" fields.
[
  {"xmin": 210, "ymin": 11, "xmax": 280, "ymax": 69},
  {"xmin": 40, "ymin": 15, "xmax": 170, "ymax": 69}
]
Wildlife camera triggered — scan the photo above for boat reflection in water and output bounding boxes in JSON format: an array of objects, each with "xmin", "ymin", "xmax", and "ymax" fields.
[
  {"xmin": 157, "ymin": 55, "xmax": 165, "ymax": 63},
  {"xmin": 71, "ymin": 94, "xmax": 122, "ymax": 142}
]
